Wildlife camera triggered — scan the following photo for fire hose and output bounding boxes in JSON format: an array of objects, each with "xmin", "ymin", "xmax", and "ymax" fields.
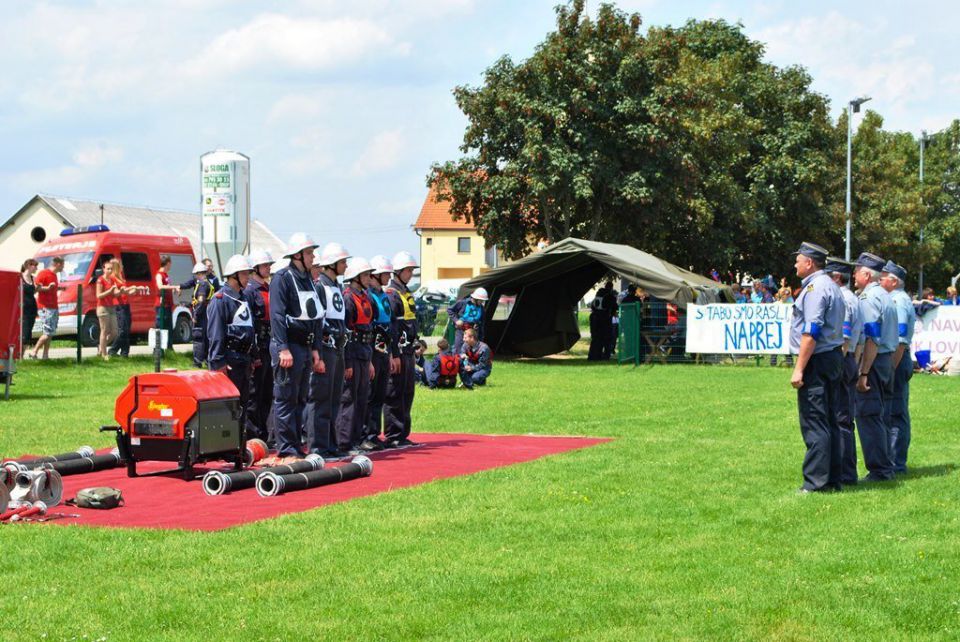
[
  {"xmin": 202, "ymin": 454, "xmax": 324, "ymax": 496},
  {"xmin": 243, "ymin": 439, "xmax": 269, "ymax": 467},
  {"xmin": 256, "ymin": 456, "xmax": 372, "ymax": 497},
  {"xmin": 10, "ymin": 469, "xmax": 63, "ymax": 507},
  {"xmin": 2, "ymin": 446, "xmax": 96, "ymax": 475},
  {"xmin": 0, "ymin": 501, "xmax": 32, "ymax": 521},
  {"xmin": 0, "ymin": 482, "xmax": 9, "ymax": 510},
  {"xmin": 42, "ymin": 450, "xmax": 123, "ymax": 476}
]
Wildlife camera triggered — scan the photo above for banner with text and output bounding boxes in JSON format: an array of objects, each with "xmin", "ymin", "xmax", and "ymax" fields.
[
  {"xmin": 686, "ymin": 303, "xmax": 793, "ymax": 354},
  {"xmin": 912, "ymin": 305, "xmax": 960, "ymax": 361}
]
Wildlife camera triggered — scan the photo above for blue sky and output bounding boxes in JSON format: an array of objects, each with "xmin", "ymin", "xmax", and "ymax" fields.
[{"xmin": 1, "ymin": 0, "xmax": 956, "ymax": 260}]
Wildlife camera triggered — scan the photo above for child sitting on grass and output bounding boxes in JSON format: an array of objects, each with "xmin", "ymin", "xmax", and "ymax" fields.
[{"xmin": 427, "ymin": 338, "xmax": 460, "ymax": 389}]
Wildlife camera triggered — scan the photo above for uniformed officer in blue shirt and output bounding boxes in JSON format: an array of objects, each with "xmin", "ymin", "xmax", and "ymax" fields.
[
  {"xmin": 269, "ymin": 233, "xmax": 326, "ymax": 462},
  {"xmin": 207, "ymin": 254, "xmax": 257, "ymax": 434},
  {"xmin": 853, "ymin": 252, "xmax": 898, "ymax": 481},
  {"xmin": 790, "ymin": 242, "xmax": 845, "ymax": 492},
  {"xmin": 826, "ymin": 258, "xmax": 862, "ymax": 485},
  {"xmin": 881, "ymin": 260, "xmax": 916, "ymax": 473}
]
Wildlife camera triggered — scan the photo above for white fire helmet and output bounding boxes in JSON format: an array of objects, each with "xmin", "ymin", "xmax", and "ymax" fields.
[
  {"xmin": 391, "ymin": 251, "xmax": 418, "ymax": 270},
  {"xmin": 284, "ymin": 233, "xmax": 319, "ymax": 259},
  {"xmin": 248, "ymin": 249, "xmax": 274, "ymax": 267},
  {"xmin": 318, "ymin": 242, "xmax": 351, "ymax": 267},
  {"xmin": 369, "ymin": 255, "xmax": 394, "ymax": 275},
  {"xmin": 471, "ymin": 287, "xmax": 489, "ymax": 302},
  {"xmin": 192, "ymin": 262, "xmax": 207, "ymax": 274},
  {"xmin": 344, "ymin": 257, "xmax": 374, "ymax": 281},
  {"xmin": 269, "ymin": 258, "xmax": 290, "ymax": 275},
  {"xmin": 222, "ymin": 254, "xmax": 254, "ymax": 278}
]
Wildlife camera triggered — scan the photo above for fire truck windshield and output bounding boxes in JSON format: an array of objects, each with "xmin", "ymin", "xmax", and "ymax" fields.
[{"xmin": 40, "ymin": 251, "xmax": 94, "ymax": 281}]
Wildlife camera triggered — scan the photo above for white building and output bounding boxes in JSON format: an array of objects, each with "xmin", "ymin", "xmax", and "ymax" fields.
[{"xmin": 0, "ymin": 194, "xmax": 286, "ymax": 270}]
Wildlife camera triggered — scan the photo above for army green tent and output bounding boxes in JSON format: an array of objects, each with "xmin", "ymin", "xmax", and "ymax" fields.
[{"xmin": 458, "ymin": 238, "xmax": 731, "ymax": 357}]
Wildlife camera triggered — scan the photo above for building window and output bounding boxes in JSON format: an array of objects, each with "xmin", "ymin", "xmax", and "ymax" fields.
[
  {"xmin": 458, "ymin": 237, "xmax": 471, "ymax": 254},
  {"xmin": 426, "ymin": 237, "xmax": 433, "ymax": 245},
  {"xmin": 484, "ymin": 244, "xmax": 498, "ymax": 268},
  {"xmin": 30, "ymin": 226, "xmax": 46, "ymax": 243}
]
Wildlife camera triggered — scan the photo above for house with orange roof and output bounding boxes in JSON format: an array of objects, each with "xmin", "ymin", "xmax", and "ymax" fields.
[{"xmin": 414, "ymin": 186, "xmax": 501, "ymax": 282}]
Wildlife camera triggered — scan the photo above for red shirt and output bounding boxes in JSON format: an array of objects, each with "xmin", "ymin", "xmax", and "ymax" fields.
[
  {"xmin": 155, "ymin": 271, "xmax": 172, "ymax": 308},
  {"xmin": 113, "ymin": 276, "xmax": 129, "ymax": 305},
  {"xmin": 35, "ymin": 269, "xmax": 59, "ymax": 309},
  {"xmin": 97, "ymin": 275, "xmax": 118, "ymax": 307}
]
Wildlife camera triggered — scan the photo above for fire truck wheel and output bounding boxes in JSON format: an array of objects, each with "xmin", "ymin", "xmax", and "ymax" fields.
[
  {"xmin": 173, "ymin": 313, "xmax": 192, "ymax": 344},
  {"xmin": 80, "ymin": 313, "xmax": 100, "ymax": 347}
]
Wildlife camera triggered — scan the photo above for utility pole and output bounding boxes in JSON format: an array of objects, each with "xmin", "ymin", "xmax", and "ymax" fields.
[
  {"xmin": 845, "ymin": 96, "xmax": 871, "ymax": 261},
  {"xmin": 918, "ymin": 130, "xmax": 929, "ymax": 294}
]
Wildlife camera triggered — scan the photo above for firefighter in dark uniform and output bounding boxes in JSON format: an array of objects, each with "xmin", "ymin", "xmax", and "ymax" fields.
[
  {"xmin": 207, "ymin": 254, "xmax": 257, "ymax": 431},
  {"xmin": 306, "ymin": 242, "xmax": 350, "ymax": 458},
  {"xmin": 826, "ymin": 258, "xmax": 862, "ymax": 485},
  {"xmin": 588, "ymin": 280, "xmax": 618, "ymax": 360},
  {"xmin": 183, "ymin": 262, "xmax": 215, "ymax": 368},
  {"xmin": 384, "ymin": 251, "xmax": 420, "ymax": 448},
  {"xmin": 269, "ymin": 234, "xmax": 326, "ymax": 462},
  {"xmin": 448, "ymin": 287, "xmax": 488, "ymax": 355},
  {"xmin": 789, "ymin": 242, "xmax": 845, "ymax": 493},
  {"xmin": 335, "ymin": 257, "xmax": 376, "ymax": 455},
  {"xmin": 244, "ymin": 249, "xmax": 274, "ymax": 443},
  {"xmin": 853, "ymin": 252, "xmax": 898, "ymax": 481},
  {"xmin": 362, "ymin": 255, "xmax": 400, "ymax": 450},
  {"xmin": 881, "ymin": 260, "xmax": 916, "ymax": 473}
]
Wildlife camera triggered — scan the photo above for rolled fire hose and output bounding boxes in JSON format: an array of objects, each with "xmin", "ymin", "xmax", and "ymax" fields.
[
  {"xmin": 9, "ymin": 501, "xmax": 47, "ymax": 522},
  {"xmin": 11, "ymin": 469, "xmax": 63, "ymax": 507},
  {"xmin": 202, "ymin": 454, "xmax": 324, "ymax": 496},
  {"xmin": 42, "ymin": 450, "xmax": 123, "ymax": 476},
  {"xmin": 256, "ymin": 456, "xmax": 372, "ymax": 497},
  {"xmin": 243, "ymin": 439, "xmax": 269, "ymax": 467},
  {"xmin": 2, "ymin": 446, "xmax": 95, "ymax": 474},
  {"xmin": 0, "ymin": 501, "xmax": 33, "ymax": 521}
]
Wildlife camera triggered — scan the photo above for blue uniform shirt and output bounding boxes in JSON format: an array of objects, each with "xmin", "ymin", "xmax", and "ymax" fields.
[
  {"xmin": 790, "ymin": 270, "xmax": 845, "ymax": 354},
  {"xmin": 268, "ymin": 266, "xmax": 324, "ymax": 352},
  {"xmin": 889, "ymin": 288, "xmax": 916, "ymax": 346},
  {"xmin": 858, "ymin": 281, "xmax": 898, "ymax": 354},
  {"xmin": 840, "ymin": 286, "xmax": 862, "ymax": 349},
  {"xmin": 461, "ymin": 341, "xmax": 493, "ymax": 375},
  {"xmin": 206, "ymin": 285, "xmax": 256, "ymax": 370}
]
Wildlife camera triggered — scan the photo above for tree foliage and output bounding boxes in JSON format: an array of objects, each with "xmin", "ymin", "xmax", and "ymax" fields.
[{"xmin": 429, "ymin": 1, "xmax": 960, "ymax": 292}]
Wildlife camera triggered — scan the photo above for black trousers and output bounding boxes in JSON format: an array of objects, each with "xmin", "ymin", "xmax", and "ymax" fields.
[
  {"xmin": 835, "ymin": 353, "xmax": 859, "ymax": 484},
  {"xmin": 271, "ymin": 342, "xmax": 311, "ymax": 457},
  {"xmin": 245, "ymin": 349, "xmax": 273, "ymax": 442},
  {"xmin": 335, "ymin": 356, "xmax": 371, "ymax": 450},
  {"xmin": 306, "ymin": 345, "xmax": 344, "ymax": 454},
  {"xmin": 797, "ymin": 348, "xmax": 842, "ymax": 491},
  {"xmin": 22, "ymin": 309, "xmax": 36, "ymax": 349},
  {"xmin": 588, "ymin": 313, "xmax": 611, "ymax": 360},
  {"xmin": 384, "ymin": 352, "xmax": 416, "ymax": 442},
  {"xmin": 110, "ymin": 304, "xmax": 131, "ymax": 357},
  {"xmin": 365, "ymin": 350, "xmax": 390, "ymax": 441},
  {"xmin": 888, "ymin": 352, "xmax": 913, "ymax": 473},
  {"xmin": 855, "ymin": 351, "xmax": 895, "ymax": 480},
  {"xmin": 220, "ymin": 356, "xmax": 251, "ymax": 438}
]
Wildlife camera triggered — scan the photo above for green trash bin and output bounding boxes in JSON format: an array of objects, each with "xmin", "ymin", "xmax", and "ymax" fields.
[{"xmin": 617, "ymin": 302, "xmax": 642, "ymax": 365}]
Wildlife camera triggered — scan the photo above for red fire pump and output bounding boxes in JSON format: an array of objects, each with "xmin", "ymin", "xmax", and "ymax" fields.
[{"xmin": 103, "ymin": 370, "xmax": 245, "ymax": 480}]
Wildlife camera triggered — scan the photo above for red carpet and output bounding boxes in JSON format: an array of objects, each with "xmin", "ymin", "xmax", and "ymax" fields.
[{"xmin": 6, "ymin": 433, "xmax": 610, "ymax": 531}]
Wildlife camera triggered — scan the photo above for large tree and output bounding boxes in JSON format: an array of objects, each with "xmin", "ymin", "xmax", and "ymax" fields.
[{"xmin": 428, "ymin": 1, "xmax": 837, "ymax": 273}]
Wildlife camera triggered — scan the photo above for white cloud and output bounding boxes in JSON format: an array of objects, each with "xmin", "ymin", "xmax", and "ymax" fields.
[
  {"xmin": 4, "ymin": 142, "xmax": 125, "ymax": 191},
  {"xmin": 187, "ymin": 13, "xmax": 410, "ymax": 77},
  {"xmin": 350, "ymin": 129, "xmax": 406, "ymax": 177}
]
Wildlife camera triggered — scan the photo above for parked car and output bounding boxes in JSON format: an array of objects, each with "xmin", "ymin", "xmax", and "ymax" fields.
[{"xmin": 32, "ymin": 225, "xmax": 196, "ymax": 346}]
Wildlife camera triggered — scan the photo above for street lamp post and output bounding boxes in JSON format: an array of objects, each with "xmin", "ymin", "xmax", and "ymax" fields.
[
  {"xmin": 845, "ymin": 96, "xmax": 872, "ymax": 261},
  {"xmin": 919, "ymin": 130, "xmax": 929, "ymax": 294}
]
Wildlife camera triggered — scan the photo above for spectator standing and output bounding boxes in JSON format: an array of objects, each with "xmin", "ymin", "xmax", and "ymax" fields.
[
  {"xmin": 154, "ymin": 255, "xmax": 180, "ymax": 350},
  {"xmin": 30, "ymin": 257, "xmax": 63, "ymax": 360},
  {"xmin": 108, "ymin": 258, "xmax": 134, "ymax": 358},
  {"xmin": 770, "ymin": 287, "xmax": 796, "ymax": 367},
  {"xmin": 95, "ymin": 260, "xmax": 120, "ymax": 359},
  {"xmin": 20, "ymin": 259, "xmax": 38, "ymax": 353},
  {"xmin": 940, "ymin": 286, "xmax": 958, "ymax": 305},
  {"xmin": 587, "ymin": 280, "xmax": 617, "ymax": 360}
]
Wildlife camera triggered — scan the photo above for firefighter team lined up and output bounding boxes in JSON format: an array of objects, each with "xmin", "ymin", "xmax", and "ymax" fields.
[{"xmin": 171, "ymin": 234, "xmax": 491, "ymax": 464}]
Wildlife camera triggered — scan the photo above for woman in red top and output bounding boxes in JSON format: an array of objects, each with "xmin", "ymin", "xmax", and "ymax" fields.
[
  {"xmin": 108, "ymin": 258, "xmax": 135, "ymax": 358},
  {"xmin": 154, "ymin": 255, "xmax": 180, "ymax": 350},
  {"xmin": 96, "ymin": 260, "xmax": 120, "ymax": 359}
]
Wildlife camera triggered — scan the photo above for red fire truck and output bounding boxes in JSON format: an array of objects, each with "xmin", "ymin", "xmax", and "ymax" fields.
[{"xmin": 31, "ymin": 225, "xmax": 197, "ymax": 346}]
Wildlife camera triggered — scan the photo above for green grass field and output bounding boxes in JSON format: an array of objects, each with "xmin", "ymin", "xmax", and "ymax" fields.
[{"xmin": 1, "ymin": 351, "xmax": 959, "ymax": 641}]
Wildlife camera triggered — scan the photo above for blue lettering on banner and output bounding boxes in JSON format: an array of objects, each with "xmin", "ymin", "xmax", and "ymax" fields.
[{"xmin": 723, "ymin": 321, "xmax": 783, "ymax": 351}]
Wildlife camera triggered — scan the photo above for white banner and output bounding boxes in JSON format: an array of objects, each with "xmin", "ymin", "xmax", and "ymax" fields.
[
  {"xmin": 911, "ymin": 305, "xmax": 960, "ymax": 361},
  {"xmin": 686, "ymin": 303, "xmax": 793, "ymax": 354}
]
